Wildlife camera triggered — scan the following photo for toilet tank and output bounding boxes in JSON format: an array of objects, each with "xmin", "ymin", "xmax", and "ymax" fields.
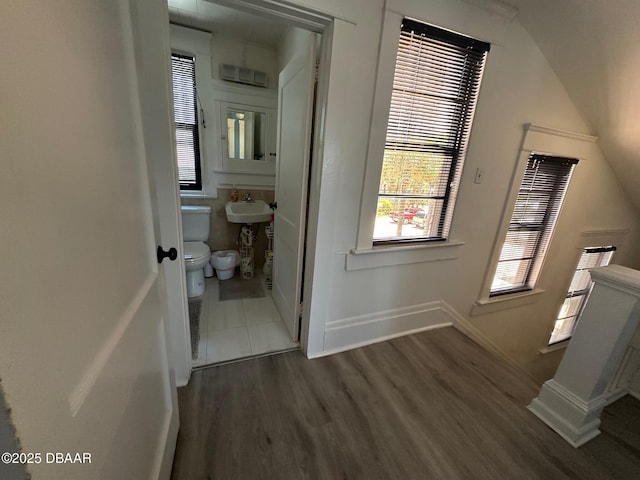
[{"xmin": 181, "ymin": 205, "xmax": 211, "ymax": 242}]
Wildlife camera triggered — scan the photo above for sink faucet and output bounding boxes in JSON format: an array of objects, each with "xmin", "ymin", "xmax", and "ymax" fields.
[{"xmin": 244, "ymin": 192, "xmax": 254, "ymax": 203}]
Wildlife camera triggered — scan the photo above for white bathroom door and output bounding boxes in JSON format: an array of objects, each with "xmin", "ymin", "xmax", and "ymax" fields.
[
  {"xmin": 273, "ymin": 35, "xmax": 317, "ymax": 341},
  {"xmin": 132, "ymin": 0, "xmax": 192, "ymax": 388},
  {"xmin": 0, "ymin": 1, "xmax": 179, "ymax": 479},
  {"xmin": 121, "ymin": 0, "xmax": 183, "ymax": 476}
]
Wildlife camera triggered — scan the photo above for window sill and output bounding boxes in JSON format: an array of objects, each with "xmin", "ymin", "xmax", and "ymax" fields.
[
  {"xmin": 470, "ymin": 288, "xmax": 545, "ymax": 316},
  {"xmin": 346, "ymin": 241, "xmax": 464, "ymax": 271},
  {"xmin": 214, "ymin": 168, "xmax": 276, "ymax": 177},
  {"xmin": 180, "ymin": 191, "xmax": 217, "ymax": 200},
  {"xmin": 539, "ymin": 341, "xmax": 569, "ymax": 354}
]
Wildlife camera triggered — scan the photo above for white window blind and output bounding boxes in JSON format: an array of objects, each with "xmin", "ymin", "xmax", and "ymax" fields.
[
  {"xmin": 491, "ymin": 154, "xmax": 578, "ymax": 296},
  {"xmin": 549, "ymin": 246, "xmax": 615, "ymax": 345},
  {"xmin": 374, "ymin": 18, "xmax": 490, "ymax": 243},
  {"xmin": 171, "ymin": 54, "xmax": 202, "ymax": 190}
]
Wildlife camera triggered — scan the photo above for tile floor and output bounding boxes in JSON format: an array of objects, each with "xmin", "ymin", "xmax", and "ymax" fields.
[{"xmin": 192, "ymin": 273, "xmax": 299, "ymax": 367}]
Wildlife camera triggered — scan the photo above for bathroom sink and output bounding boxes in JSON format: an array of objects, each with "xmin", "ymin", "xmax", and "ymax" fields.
[{"xmin": 225, "ymin": 200, "xmax": 273, "ymax": 223}]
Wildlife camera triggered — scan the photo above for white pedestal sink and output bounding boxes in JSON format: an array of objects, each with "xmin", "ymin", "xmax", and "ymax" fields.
[{"xmin": 225, "ymin": 200, "xmax": 272, "ymax": 224}]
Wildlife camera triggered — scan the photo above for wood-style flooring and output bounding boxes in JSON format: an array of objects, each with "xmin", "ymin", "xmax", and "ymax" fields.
[{"xmin": 171, "ymin": 327, "xmax": 640, "ymax": 479}]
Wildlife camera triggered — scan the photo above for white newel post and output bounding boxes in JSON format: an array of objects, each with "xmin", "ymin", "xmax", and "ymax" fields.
[{"xmin": 528, "ymin": 265, "xmax": 640, "ymax": 447}]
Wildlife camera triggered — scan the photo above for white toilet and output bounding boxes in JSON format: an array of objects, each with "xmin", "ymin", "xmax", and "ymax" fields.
[{"xmin": 181, "ymin": 205, "xmax": 212, "ymax": 298}]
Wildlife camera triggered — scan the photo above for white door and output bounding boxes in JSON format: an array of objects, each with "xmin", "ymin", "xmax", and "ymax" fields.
[
  {"xmin": 0, "ymin": 1, "xmax": 178, "ymax": 479},
  {"xmin": 273, "ymin": 36, "xmax": 317, "ymax": 341},
  {"xmin": 132, "ymin": 0, "xmax": 193, "ymax": 388}
]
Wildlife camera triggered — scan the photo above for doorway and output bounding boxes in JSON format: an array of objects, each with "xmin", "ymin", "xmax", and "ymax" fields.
[{"xmin": 167, "ymin": 0, "xmax": 330, "ymax": 367}]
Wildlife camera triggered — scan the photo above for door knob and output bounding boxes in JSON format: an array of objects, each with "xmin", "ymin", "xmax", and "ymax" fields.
[
  {"xmin": 269, "ymin": 202, "xmax": 278, "ymax": 210},
  {"xmin": 157, "ymin": 246, "xmax": 178, "ymax": 264}
]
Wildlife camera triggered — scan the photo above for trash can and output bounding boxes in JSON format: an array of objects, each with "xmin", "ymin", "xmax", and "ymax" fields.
[{"xmin": 210, "ymin": 250, "xmax": 240, "ymax": 280}]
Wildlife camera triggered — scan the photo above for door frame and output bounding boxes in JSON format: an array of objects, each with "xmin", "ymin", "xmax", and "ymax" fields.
[
  {"xmin": 161, "ymin": 0, "xmax": 335, "ymax": 357},
  {"xmin": 298, "ymin": 21, "xmax": 333, "ymax": 355}
]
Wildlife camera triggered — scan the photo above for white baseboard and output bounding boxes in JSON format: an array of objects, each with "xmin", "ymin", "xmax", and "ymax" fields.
[
  {"xmin": 316, "ymin": 299, "xmax": 527, "ymax": 367},
  {"xmin": 319, "ymin": 301, "xmax": 452, "ymax": 356},
  {"xmin": 440, "ymin": 299, "xmax": 523, "ymax": 370},
  {"xmin": 605, "ymin": 387, "xmax": 629, "ymax": 405}
]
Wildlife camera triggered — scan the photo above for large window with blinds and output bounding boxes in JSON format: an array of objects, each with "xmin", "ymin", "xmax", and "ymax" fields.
[
  {"xmin": 548, "ymin": 246, "xmax": 615, "ymax": 345},
  {"xmin": 171, "ymin": 53, "xmax": 202, "ymax": 191},
  {"xmin": 373, "ymin": 18, "xmax": 490, "ymax": 243},
  {"xmin": 490, "ymin": 154, "xmax": 578, "ymax": 296}
]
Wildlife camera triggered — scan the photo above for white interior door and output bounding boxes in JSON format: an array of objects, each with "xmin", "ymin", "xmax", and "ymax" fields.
[
  {"xmin": 273, "ymin": 36, "xmax": 317, "ymax": 341},
  {"xmin": 132, "ymin": 0, "xmax": 192, "ymax": 388},
  {"xmin": 0, "ymin": 1, "xmax": 178, "ymax": 479}
]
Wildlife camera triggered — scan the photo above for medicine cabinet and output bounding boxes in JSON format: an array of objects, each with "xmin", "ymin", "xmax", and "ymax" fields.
[{"xmin": 218, "ymin": 101, "xmax": 276, "ymax": 175}]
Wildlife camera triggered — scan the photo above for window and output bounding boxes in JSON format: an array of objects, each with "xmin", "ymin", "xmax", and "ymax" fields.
[
  {"xmin": 491, "ymin": 154, "xmax": 578, "ymax": 296},
  {"xmin": 548, "ymin": 246, "xmax": 615, "ymax": 345},
  {"xmin": 373, "ymin": 18, "xmax": 490, "ymax": 244},
  {"xmin": 171, "ymin": 53, "xmax": 202, "ymax": 190}
]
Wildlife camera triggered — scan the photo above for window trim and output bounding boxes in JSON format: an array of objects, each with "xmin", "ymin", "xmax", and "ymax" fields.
[
  {"xmin": 547, "ymin": 245, "xmax": 616, "ymax": 346},
  {"xmin": 347, "ymin": 240, "xmax": 464, "ymax": 271},
  {"xmin": 371, "ymin": 18, "xmax": 490, "ymax": 246},
  {"xmin": 171, "ymin": 52, "xmax": 203, "ymax": 191},
  {"xmin": 537, "ymin": 229, "xmax": 629, "ymax": 352},
  {"xmin": 355, "ymin": 4, "xmax": 515, "ymax": 257},
  {"xmin": 476, "ymin": 124, "xmax": 597, "ymax": 308},
  {"xmin": 489, "ymin": 153, "xmax": 578, "ymax": 297}
]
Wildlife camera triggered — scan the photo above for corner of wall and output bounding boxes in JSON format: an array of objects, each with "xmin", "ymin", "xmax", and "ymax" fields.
[{"xmin": 440, "ymin": 299, "xmax": 528, "ymax": 372}]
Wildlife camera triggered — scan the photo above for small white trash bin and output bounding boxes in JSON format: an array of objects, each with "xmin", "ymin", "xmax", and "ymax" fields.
[{"xmin": 211, "ymin": 250, "xmax": 240, "ymax": 280}]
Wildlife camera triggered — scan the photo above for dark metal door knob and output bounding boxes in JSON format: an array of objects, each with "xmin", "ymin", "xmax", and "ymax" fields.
[{"xmin": 157, "ymin": 246, "xmax": 178, "ymax": 264}]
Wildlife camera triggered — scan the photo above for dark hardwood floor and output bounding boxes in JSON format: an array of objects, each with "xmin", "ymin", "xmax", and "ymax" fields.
[{"xmin": 171, "ymin": 327, "xmax": 640, "ymax": 479}]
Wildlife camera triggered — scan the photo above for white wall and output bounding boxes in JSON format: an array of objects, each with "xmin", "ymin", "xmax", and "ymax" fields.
[
  {"xmin": 278, "ymin": 26, "xmax": 314, "ymax": 72},
  {"xmin": 211, "ymin": 35, "xmax": 279, "ymax": 85},
  {"xmin": 290, "ymin": 0, "xmax": 640, "ymax": 381},
  {"xmin": 170, "ymin": 25, "xmax": 278, "ymax": 197}
]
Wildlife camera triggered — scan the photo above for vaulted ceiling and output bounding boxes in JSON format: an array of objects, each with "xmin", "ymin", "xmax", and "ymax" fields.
[{"xmin": 504, "ymin": 0, "xmax": 640, "ymax": 212}]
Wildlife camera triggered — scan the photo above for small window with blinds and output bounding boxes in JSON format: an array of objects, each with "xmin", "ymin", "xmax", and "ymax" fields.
[
  {"xmin": 374, "ymin": 18, "xmax": 490, "ymax": 243},
  {"xmin": 548, "ymin": 246, "xmax": 615, "ymax": 345},
  {"xmin": 490, "ymin": 154, "xmax": 578, "ymax": 296},
  {"xmin": 171, "ymin": 53, "xmax": 202, "ymax": 191}
]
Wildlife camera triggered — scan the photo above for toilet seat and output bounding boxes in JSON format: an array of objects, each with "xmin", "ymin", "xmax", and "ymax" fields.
[{"xmin": 184, "ymin": 241, "xmax": 210, "ymax": 266}]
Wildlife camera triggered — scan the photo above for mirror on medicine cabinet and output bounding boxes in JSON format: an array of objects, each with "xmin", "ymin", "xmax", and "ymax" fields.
[{"xmin": 219, "ymin": 101, "xmax": 276, "ymax": 175}]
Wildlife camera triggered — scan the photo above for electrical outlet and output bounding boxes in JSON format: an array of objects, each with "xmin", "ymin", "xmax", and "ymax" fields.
[{"xmin": 474, "ymin": 168, "xmax": 484, "ymax": 184}]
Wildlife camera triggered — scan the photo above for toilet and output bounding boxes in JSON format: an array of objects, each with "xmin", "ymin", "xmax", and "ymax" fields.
[{"xmin": 181, "ymin": 205, "xmax": 212, "ymax": 298}]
